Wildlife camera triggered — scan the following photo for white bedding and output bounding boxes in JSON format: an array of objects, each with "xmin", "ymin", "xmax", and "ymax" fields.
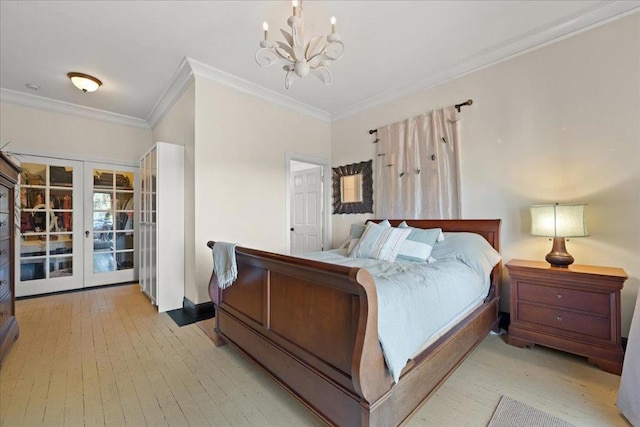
[{"xmin": 304, "ymin": 248, "xmax": 494, "ymax": 383}]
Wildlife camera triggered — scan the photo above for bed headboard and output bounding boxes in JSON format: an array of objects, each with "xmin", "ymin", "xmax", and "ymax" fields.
[
  {"xmin": 367, "ymin": 219, "xmax": 501, "ymax": 252},
  {"xmin": 368, "ymin": 219, "xmax": 502, "ymax": 301}
]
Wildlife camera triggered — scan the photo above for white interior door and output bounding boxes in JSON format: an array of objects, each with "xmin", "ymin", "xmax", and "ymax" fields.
[
  {"xmin": 83, "ymin": 163, "xmax": 138, "ymax": 287},
  {"xmin": 17, "ymin": 157, "xmax": 84, "ymax": 296},
  {"xmin": 291, "ymin": 166, "xmax": 323, "ymax": 255}
]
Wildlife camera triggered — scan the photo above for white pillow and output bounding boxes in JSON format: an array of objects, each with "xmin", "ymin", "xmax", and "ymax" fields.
[
  {"xmin": 347, "ymin": 220, "xmax": 390, "ymax": 254},
  {"xmin": 349, "ymin": 222, "xmax": 411, "ymax": 262}
]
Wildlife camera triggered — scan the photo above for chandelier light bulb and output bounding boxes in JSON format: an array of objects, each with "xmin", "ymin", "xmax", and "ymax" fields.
[
  {"xmin": 331, "ymin": 16, "xmax": 336, "ymax": 33},
  {"xmin": 263, "ymin": 21, "xmax": 269, "ymax": 40}
]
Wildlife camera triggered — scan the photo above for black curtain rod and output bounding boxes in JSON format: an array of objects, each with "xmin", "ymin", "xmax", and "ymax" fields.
[{"xmin": 368, "ymin": 99, "xmax": 473, "ymax": 134}]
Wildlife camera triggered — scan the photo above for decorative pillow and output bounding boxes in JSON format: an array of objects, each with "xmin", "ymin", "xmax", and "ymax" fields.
[
  {"xmin": 347, "ymin": 220, "xmax": 390, "ymax": 254},
  {"xmin": 395, "ymin": 227, "xmax": 442, "ymax": 262},
  {"xmin": 430, "ymin": 232, "xmax": 502, "ymax": 280},
  {"xmin": 398, "ymin": 221, "xmax": 444, "ymax": 242},
  {"xmin": 349, "ymin": 222, "xmax": 411, "ymax": 262},
  {"xmin": 350, "ymin": 223, "xmax": 367, "ymax": 239}
]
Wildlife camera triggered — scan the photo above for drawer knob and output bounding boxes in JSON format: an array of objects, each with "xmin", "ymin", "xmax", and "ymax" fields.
[
  {"xmin": 557, "ymin": 293, "xmax": 563, "ymax": 300},
  {"xmin": 556, "ymin": 316, "xmax": 563, "ymax": 322}
]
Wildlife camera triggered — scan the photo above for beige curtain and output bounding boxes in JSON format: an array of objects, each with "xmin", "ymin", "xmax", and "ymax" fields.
[{"xmin": 374, "ymin": 106, "xmax": 461, "ymax": 219}]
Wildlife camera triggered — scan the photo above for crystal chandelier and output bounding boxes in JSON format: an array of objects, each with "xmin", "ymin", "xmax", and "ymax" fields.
[{"xmin": 255, "ymin": 1, "xmax": 344, "ymax": 89}]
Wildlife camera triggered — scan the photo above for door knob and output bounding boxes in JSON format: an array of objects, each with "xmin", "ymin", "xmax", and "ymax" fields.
[{"xmin": 85, "ymin": 230, "xmax": 90, "ymax": 237}]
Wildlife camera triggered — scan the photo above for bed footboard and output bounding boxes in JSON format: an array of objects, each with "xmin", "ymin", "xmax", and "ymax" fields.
[
  {"xmin": 207, "ymin": 219, "xmax": 501, "ymax": 426},
  {"xmin": 207, "ymin": 243, "xmax": 393, "ymax": 425}
]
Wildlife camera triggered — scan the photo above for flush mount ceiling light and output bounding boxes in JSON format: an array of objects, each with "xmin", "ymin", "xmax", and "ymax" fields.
[
  {"xmin": 256, "ymin": 0, "xmax": 344, "ymax": 89},
  {"xmin": 67, "ymin": 72, "xmax": 102, "ymax": 93}
]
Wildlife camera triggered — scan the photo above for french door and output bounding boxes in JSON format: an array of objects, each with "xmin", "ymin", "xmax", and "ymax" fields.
[
  {"xmin": 17, "ymin": 156, "xmax": 138, "ymax": 297},
  {"xmin": 18, "ymin": 158, "xmax": 83, "ymax": 295},
  {"xmin": 83, "ymin": 163, "xmax": 137, "ymax": 287}
]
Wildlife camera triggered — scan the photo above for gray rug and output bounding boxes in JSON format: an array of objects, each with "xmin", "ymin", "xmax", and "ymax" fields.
[{"xmin": 488, "ymin": 396, "xmax": 576, "ymax": 427}]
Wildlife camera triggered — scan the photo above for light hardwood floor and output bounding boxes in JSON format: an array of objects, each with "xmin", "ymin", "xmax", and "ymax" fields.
[{"xmin": 0, "ymin": 284, "xmax": 630, "ymax": 426}]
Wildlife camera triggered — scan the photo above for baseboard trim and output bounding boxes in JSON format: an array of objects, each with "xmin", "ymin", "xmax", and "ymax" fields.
[
  {"xmin": 16, "ymin": 281, "xmax": 138, "ymax": 300},
  {"xmin": 183, "ymin": 297, "xmax": 215, "ymax": 319}
]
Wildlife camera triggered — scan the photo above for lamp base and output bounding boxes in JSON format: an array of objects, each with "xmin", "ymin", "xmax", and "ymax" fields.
[{"xmin": 545, "ymin": 237, "xmax": 574, "ymax": 268}]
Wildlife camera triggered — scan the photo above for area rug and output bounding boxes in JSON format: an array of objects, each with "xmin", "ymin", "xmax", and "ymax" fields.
[
  {"xmin": 167, "ymin": 307, "xmax": 214, "ymax": 327},
  {"xmin": 488, "ymin": 396, "xmax": 576, "ymax": 427}
]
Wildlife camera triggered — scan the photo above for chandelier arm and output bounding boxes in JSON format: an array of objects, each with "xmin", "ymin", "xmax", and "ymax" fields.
[
  {"xmin": 324, "ymin": 40, "xmax": 345, "ymax": 61},
  {"xmin": 256, "ymin": 48, "xmax": 293, "ymax": 68},
  {"xmin": 305, "ymin": 36, "xmax": 326, "ymax": 60},
  {"xmin": 276, "ymin": 41, "xmax": 295, "ymax": 58},
  {"xmin": 275, "ymin": 42, "xmax": 297, "ymax": 61},
  {"xmin": 307, "ymin": 53, "xmax": 332, "ymax": 69},
  {"xmin": 280, "ymin": 29, "xmax": 294, "ymax": 47},
  {"xmin": 285, "ymin": 70, "xmax": 296, "ymax": 89},
  {"xmin": 311, "ymin": 67, "xmax": 333, "ymax": 86}
]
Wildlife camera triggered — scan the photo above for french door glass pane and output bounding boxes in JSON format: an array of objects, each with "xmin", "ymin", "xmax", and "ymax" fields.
[
  {"xmin": 92, "ymin": 168, "xmax": 134, "ymax": 274},
  {"xmin": 19, "ymin": 162, "xmax": 74, "ymax": 281}
]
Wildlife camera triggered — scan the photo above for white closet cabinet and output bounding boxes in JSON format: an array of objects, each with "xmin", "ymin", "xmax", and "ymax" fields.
[{"xmin": 139, "ymin": 142, "xmax": 184, "ymax": 312}]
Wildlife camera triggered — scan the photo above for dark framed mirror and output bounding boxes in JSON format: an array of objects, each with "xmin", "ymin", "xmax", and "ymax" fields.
[{"xmin": 332, "ymin": 160, "xmax": 373, "ymax": 214}]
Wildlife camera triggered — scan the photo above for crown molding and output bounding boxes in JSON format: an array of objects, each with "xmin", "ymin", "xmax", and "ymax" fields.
[
  {"xmin": 146, "ymin": 57, "xmax": 195, "ymax": 129},
  {"xmin": 185, "ymin": 57, "xmax": 331, "ymax": 123},
  {"xmin": 0, "ymin": 88, "xmax": 150, "ymax": 129},
  {"xmin": 331, "ymin": 1, "xmax": 640, "ymax": 121}
]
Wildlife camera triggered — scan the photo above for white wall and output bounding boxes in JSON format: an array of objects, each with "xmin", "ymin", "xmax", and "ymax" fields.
[
  {"xmin": 151, "ymin": 81, "xmax": 196, "ymax": 304},
  {"xmin": 0, "ymin": 103, "xmax": 151, "ymax": 162},
  {"xmin": 331, "ymin": 14, "xmax": 640, "ymax": 336},
  {"xmin": 191, "ymin": 79, "xmax": 331, "ymax": 303}
]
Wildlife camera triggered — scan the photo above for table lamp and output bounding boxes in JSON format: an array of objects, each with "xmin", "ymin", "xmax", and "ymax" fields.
[{"xmin": 530, "ymin": 203, "xmax": 589, "ymax": 267}]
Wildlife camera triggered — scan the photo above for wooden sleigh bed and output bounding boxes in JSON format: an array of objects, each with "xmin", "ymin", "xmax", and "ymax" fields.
[{"xmin": 207, "ymin": 219, "xmax": 501, "ymax": 426}]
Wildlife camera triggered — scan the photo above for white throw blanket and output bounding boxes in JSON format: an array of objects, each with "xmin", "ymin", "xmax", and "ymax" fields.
[{"xmin": 212, "ymin": 242, "xmax": 238, "ymax": 289}]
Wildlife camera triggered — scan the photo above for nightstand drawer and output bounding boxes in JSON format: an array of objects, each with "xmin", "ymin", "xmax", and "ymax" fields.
[
  {"xmin": 518, "ymin": 282, "xmax": 610, "ymax": 315},
  {"xmin": 518, "ymin": 302, "xmax": 610, "ymax": 339}
]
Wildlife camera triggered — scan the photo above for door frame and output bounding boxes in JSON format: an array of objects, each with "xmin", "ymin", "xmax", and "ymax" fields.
[{"xmin": 285, "ymin": 151, "xmax": 331, "ymax": 255}]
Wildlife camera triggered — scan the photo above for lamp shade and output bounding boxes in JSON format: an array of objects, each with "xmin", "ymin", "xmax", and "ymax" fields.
[{"xmin": 530, "ymin": 203, "xmax": 589, "ymax": 238}]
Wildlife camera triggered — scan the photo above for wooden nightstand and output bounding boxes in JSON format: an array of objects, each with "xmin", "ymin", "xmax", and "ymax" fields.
[{"xmin": 506, "ymin": 259, "xmax": 627, "ymax": 375}]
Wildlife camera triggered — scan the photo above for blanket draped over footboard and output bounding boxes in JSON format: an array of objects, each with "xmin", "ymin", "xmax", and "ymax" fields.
[{"xmin": 207, "ymin": 219, "xmax": 501, "ymax": 426}]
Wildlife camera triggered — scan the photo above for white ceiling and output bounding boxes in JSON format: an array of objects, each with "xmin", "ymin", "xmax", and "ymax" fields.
[{"xmin": 1, "ymin": 1, "xmax": 639, "ymax": 126}]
